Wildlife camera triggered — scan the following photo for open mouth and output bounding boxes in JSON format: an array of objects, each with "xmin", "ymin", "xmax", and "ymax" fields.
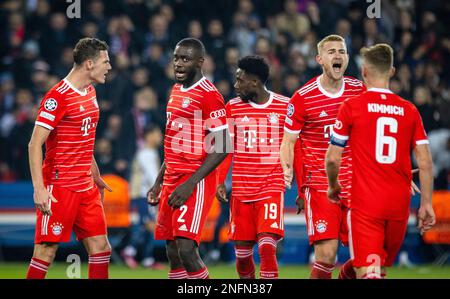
[
  {"xmin": 175, "ymin": 70, "xmax": 186, "ymax": 79},
  {"xmin": 332, "ymin": 62, "xmax": 342, "ymax": 73}
]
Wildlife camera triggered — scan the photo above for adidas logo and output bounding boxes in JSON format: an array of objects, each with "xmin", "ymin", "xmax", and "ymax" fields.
[
  {"xmin": 80, "ymin": 105, "xmax": 85, "ymax": 112},
  {"xmin": 319, "ymin": 110, "xmax": 328, "ymax": 117},
  {"xmin": 178, "ymin": 224, "xmax": 188, "ymax": 231},
  {"xmin": 242, "ymin": 116, "xmax": 250, "ymax": 122},
  {"xmin": 270, "ymin": 222, "xmax": 279, "ymax": 229}
]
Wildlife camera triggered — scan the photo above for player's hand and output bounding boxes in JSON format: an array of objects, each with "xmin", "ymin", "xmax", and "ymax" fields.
[
  {"xmin": 168, "ymin": 180, "xmax": 196, "ymax": 208},
  {"xmin": 411, "ymin": 169, "xmax": 420, "ymax": 195},
  {"xmin": 94, "ymin": 176, "xmax": 113, "ymax": 202},
  {"xmin": 34, "ymin": 186, "xmax": 58, "ymax": 216},
  {"xmin": 417, "ymin": 203, "xmax": 436, "ymax": 235},
  {"xmin": 216, "ymin": 183, "xmax": 228, "ymax": 203},
  {"xmin": 283, "ymin": 163, "xmax": 293, "ymax": 189},
  {"xmin": 147, "ymin": 183, "xmax": 162, "ymax": 206},
  {"xmin": 295, "ymin": 195, "xmax": 305, "ymax": 214},
  {"xmin": 327, "ymin": 182, "xmax": 342, "ymax": 204}
]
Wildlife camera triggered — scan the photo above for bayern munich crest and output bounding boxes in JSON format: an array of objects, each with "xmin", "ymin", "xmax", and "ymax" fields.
[
  {"xmin": 44, "ymin": 98, "xmax": 58, "ymax": 111},
  {"xmin": 51, "ymin": 222, "xmax": 64, "ymax": 236},
  {"xmin": 287, "ymin": 103, "xmax": 294, "ymax": 117},
  {"xmin": 182, "ymin": 98, "xmax": 191, "ymax": 108},
  {"xmin": 268, "ymin": 112, "xmax": 279, "ymax": 124},
  {"xmin": 315, "ymin": 220, "xmax": 328, "ymax": 233}
]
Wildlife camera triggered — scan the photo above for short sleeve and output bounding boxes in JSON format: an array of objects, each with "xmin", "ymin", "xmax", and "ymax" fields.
[
  {"xmin": 203, "ymin": 91, "xmax": 228, "ymax": 132},
  {"xmin": 330, "ymin": 99, "xmax": 352, "ymax": 147},
  {"xmin": 411, "ymin": 107, "xmax": 429, "ymax": 148},
  {"xmin": 284, "ymin": 91, "xmax": 306, "ymax": 134},
  {"xmin": 35, "ymin": 90, "xmax": 67, "ymax": 130}
]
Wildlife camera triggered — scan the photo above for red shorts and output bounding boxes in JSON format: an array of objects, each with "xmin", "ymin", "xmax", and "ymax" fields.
[
  {"xmin": 349, "ymin": 209, "xmax": 408, "ymax": 268},
  {"xmin": 303, "ymin": 187, "xmax": 349, "ymax": 245},
  {"xmin": 229, "ymin": 192, "xmax": 284, "ymax": 241},
  {"xmin": 35, "ymin": 185, "xmax": 107, "ymax": 243},
  {"xmin": 155, "ymin": 172, "xmax": 216, "ymax": 244}
]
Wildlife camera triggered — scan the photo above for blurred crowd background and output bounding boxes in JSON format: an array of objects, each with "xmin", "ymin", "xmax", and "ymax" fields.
[
  {"xmin": 0, "ymin": 0, "xmax": 449, "ymax": 188},
  {"xmin": 0, "ymin": 0, "xmax": 449, "ymax": 267}
]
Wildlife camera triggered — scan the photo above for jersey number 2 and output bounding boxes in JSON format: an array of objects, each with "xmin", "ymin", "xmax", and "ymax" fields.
[{"xmin": 375, "ymin": 117, "xmax": 397, "ymax": 164}]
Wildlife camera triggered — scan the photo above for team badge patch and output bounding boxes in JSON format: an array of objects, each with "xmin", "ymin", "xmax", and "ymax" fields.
[
  {"xmin": 44, "ymin": 98, "xmax": 58, "ymax": 111},
  {"xmin": 287, "ymin": 103, "xmax": 294, "ymax": 117},
  {"xmin": 182, "ymin": 98, "xmax": 191, "ymax": 108},
  {"xmin": 268, "ymin": 112, "xmax": 279, "ymax": 124},
  {"xmin": 51, "ymin": 222, "xmax": 64, "ymax": 236},
  {"xmin": 315, "ymin": 220, "xmax": 328, "ymax": 233}
]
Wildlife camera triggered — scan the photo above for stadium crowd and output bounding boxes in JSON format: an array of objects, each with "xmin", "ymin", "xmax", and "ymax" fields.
[{"xmin": 0, "ymin": 0, "xmax": 449, "ymax": 190}]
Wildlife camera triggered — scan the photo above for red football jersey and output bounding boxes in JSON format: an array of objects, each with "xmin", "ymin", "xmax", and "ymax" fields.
[
  {"xmin": 164, "ymin": 77, "xmax": 227, "ymax": 186},
  {"xmin": 218, "ymin": 92, "xmax": 290, "ymax": 203},
  {"xmin": 284, "ymin": 75, "xmax": 366, "ymax": 204},
  {"xmin": 35, "ymin": 79, "xmax": 99, "ymax": 192},
  {"xmin": 331, "ymin": 88, "xmax": 429, "ymax": 220}
]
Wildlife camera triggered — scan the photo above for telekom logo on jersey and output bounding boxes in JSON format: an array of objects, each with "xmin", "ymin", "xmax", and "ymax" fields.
[
  {"xmin": 81, "ymin": 117, "xmax": 93, "ymax": 136},
  {"xmin": 169, "ymin": 112, "xmax": 282, "ymax": 161}
]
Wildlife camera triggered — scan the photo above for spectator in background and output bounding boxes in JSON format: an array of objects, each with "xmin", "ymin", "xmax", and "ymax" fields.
[
  {"xmin": 122, "ymin": 125, "xmax": 164, "ymax": 269},
  {"xmin": 275, "ymin": 0, "xmax": 310, "ymax": 41},
  {"xmin": 187, "ymin": 19, "xmax": 203, "ymax": 40},
  {"xmin": 205, "ymin": 19, "xmax": 227, "ymax": 71},
  {"xmin": 117, "ymin": 87, "xmax": 164, "ymax": 178},
  {"xmin": 26, "ymin": 0, "xmax": 51, "ymax": 40},
  {"xmin": 428, "ymin": 129, "xmax": 450, "ymax": 190},
  {"xmin": 144, "ymin": 14, "xmax": 171, "ymax": 54},
  {"xmin": 94, "ymin": 138, "xmax": 116, "ymax": 175},
  {"xmin": 413, "ymin": 85, "xmax": 441, "ymax": 132},
  {"xmin": 39, "ymin": 13, "xmax": 73, "ymax": 68}
]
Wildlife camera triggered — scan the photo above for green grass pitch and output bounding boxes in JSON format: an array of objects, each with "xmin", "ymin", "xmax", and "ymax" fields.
[{"xmin": 1, "ymin": 262, "xmax": 450, "ymax": 279}]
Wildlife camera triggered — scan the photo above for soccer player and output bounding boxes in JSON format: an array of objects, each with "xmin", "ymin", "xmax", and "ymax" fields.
[
  {"xmin": 27, "ymin": 38, "xmax": 113, "ymax": 279},
  {"xmin": 147, "ymin": 38, "xmax": 231, "ymax": 279},
  {"xmin": 326, "ymin": 44, "xmax": 435, "ymax": 279},
  {"xmin": 216, "ymin": 55, "xmax": 290, "ymax": 279},
  {"xmin": 280, "ymin": 35, "xmax": 365, "ymax": 279}
]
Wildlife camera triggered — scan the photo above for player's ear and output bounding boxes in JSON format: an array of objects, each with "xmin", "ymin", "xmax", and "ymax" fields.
[
  {"xmin": 85, "ymin": 59, "xmax": 94, "ymax": 71},
  {"xmin": 197, "ymin": 57, "xmax": 205, "ymax": 68},
  {"xmin": 389, "ymin": 67, "xmax": 396, "ymax": 78},
  {"xmin": 315, "ymin": 54, "xmax": 322, "ymax": 66}
]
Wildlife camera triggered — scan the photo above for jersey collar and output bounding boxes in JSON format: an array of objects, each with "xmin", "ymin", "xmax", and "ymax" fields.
[
  {"xmin": 367, "ymin": 87, "xmax": 394, "ymax": 94},
  {"xmin": 180, "ymin": 76, "xmax": 207, "ymax": 92},
  {"xmin": 249, "ymin": 90, "xmax": 274, "ymax": 109},
  {"xmin": 63, "ymin": 78, "xmax": 88, "ymax": 96},
  {"xmin": 316, "ymin": 75, "xmax": 345, "ymax": 98}
]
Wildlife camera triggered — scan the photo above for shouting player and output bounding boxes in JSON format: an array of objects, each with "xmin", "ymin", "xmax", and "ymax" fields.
[
  {"xmin": 280, "ymin": 35, "xmax": 365, "ymax": 279},
  {"xmin": 217, "ymin": 55, "xmax": 290, "ymax": 279},
  {"xmin": 326, "ymin": 44, "xmax": 435, "ymax": 279},
  {"xmin": 147, "ymin": 38, "xmax": 231, "ymax": 279},
  {"xmin": 27, "ymin": 38, "xmax": 112, "ymax": 279}
]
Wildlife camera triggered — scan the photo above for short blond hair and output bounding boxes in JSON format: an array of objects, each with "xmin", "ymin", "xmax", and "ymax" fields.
[
  {"xmin": 317, "ymin": 35, "xmax": 345, "ymax": 54},
  {"xmin": 360, "ymin": 44, "xmax": 394, "ymax": 74}
]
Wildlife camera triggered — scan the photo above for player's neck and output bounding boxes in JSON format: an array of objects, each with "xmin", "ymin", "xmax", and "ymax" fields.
[
  {"xmin": 364, "ymin": 78, "xmax": 390, "ymax": 90},
  {"xmin": 183, "ymin": 71, "xmax": 204, "ymax": 89},
  {"xmin": 251, "ymin": 88, "xmax": 270, "ymax": 105},
  {"xmin": 320, "ymin": 74, "xmax": 343, "ymax": 94},
  {"xmin": 65, "ymin": 68, "xmax": 91, "ymax": 92}
]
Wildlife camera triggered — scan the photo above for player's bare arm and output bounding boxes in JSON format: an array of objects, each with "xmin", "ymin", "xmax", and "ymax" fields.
[
  {"xmin": 413, "ymin": 144, "xmax": 436, "ymax": 234},
  {"xmin": 91, "ymin": 157, "xmax": 112, "ymax": 202},
  {"xmin": 147, "ymin": 163, "xmax": 166, "ymax": 206},
  {"xmin": 168, "ymin": 128, "xmax": 232, "ymax": 208},
  {"xmin": 280, "ymin": 131, "xmax": 298, "ymax": 189},
  {"xmin": 28, "ymin": 125, "xmax": 58, "ymax": 216},
  {"xmin": 325, "ymin": 144, "xmax": 344, "ymax": 203}
]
